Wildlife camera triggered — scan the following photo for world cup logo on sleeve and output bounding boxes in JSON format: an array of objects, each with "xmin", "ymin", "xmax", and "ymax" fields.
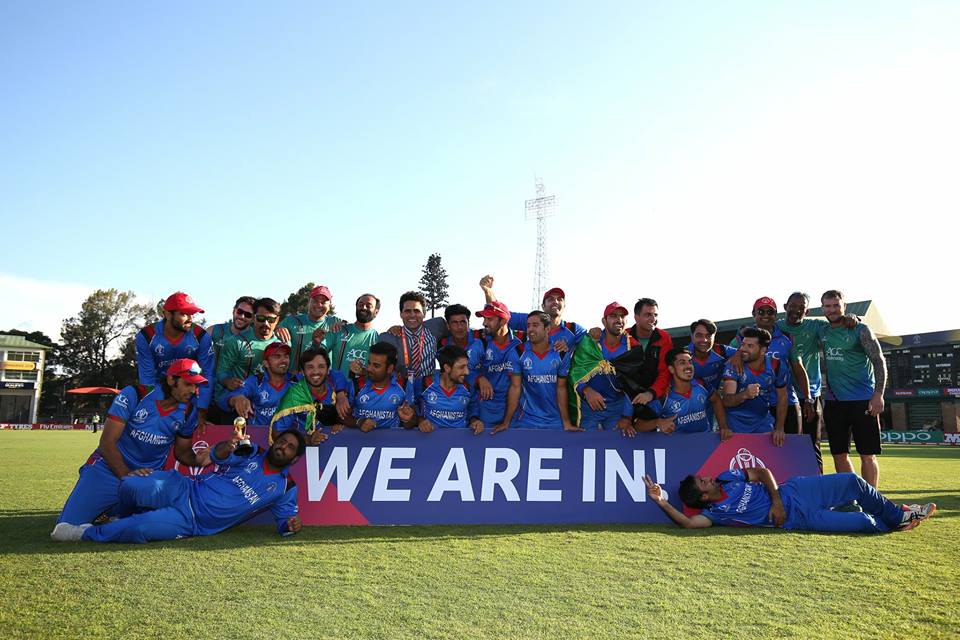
[
  {"xmin": 729, "ymin": 447, "xmax": 766, "ymax": 471},
  {"xmin": 174, "ymin": 440, "xmax": 217, "ymax": 476}
]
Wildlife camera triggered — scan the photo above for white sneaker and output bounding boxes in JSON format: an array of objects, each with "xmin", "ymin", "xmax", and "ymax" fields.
[{"xmin": 50, "ymin": 522, "xmax": 92, "ymax": 542}]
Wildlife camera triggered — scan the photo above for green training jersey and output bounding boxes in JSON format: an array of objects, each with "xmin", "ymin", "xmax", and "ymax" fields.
[
  {"xmin": 215, "ymin": 333, "xmax": 286, "ymax": 404},
  {"xmin": 777, "ymin": 317, "xmax": 829, "ymax": 398},
  {"xmin": 817, "ymin": 323, "xmax": 876, "ymax": 401},
  {"xmin": 279, "ymin": 313, "xmax": 343, "ymax": 371},
  {"xmin": 320, "ymin": 324, "xmax": 380, "ymax": 377}
]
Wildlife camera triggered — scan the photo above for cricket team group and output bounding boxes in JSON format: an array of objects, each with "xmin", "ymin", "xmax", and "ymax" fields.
[{"xmin": 50, "ymin": 276, "xmax": 937, "ymax": 543}]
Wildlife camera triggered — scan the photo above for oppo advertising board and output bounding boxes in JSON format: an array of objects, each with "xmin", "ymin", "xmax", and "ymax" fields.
[{"xmin": 166, "ymin": 427, "xmax": 819, "ymax": 526}]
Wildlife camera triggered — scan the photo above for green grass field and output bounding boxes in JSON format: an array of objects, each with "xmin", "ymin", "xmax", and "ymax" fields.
[{"xmin": 1, "ymin": 432, "xmax": 957, "ymax": 639}]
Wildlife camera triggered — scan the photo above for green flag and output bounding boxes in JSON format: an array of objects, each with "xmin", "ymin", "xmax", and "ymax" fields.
[
  {"xmin": 567, "ymin": 337, "xmax": 615, "ymax": 425},
  {"xmin": 268, "ymin": 379, "xmax": 316, "ymax": 442}
]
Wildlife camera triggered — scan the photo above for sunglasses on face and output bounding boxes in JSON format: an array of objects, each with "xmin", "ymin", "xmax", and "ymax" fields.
[
  {"xmin": 234, "ymin": 309, "xmax": 253, "ymax": 319},
  {"xmin": 755, "ymin": 309, "xmax": 777, "ymax": 316},
  {"xmin": 255, "ymin": 314, "xmax": 279, "ymax": 323}
]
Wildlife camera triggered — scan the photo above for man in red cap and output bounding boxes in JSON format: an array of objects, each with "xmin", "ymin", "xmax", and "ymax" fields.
[
  {"xmin": 479, "ymin": 275, "xmax": 586, "ymax": 353},
  {"xmin": 279, "ymin": 285, "xmax": 344, "ymax": 372},
  {"xmin": 222, "ymin": 341, "xmax": 298, "ymax": 425},
  {"xmin": 53, "ymin": 358, "xmax": 212, "ymax": 530},
  {"xmin": 729, "ymin": 296, "xmax": 810, "ymax": 437},
  {"xmin": 473, "ymin": 300, "xmax": 524, "ymax": 429},
  {"xmin": 135, "ymin": 292, "xmax": 215, "ymax": 428},
  {"xmin": 574, "ymin": 301, "xmax": 637, "ymax": 432}
]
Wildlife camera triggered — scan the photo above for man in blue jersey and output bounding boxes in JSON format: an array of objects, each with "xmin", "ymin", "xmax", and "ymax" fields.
[
  {"xmin": 53, "ymin": 359, "xmax": 213, "ymax": 529},
  {"xmin": 136, "ymin": 291, "xmax": 215, "ymax": 428},
  {"xmin": 577, "ymin": 302, "xmax": 635, "ymax": 433},
  {"xmin": 224, "ymin": 342, "xmax": 298, "ymax": 426},
  {"xmin": 495, "ymin": 311, "xmax": 579, "ymax": 432},
  {"xmin": 643, "ymin": 468, "xmax": 936, "ymax": 533},
  {"xmin": 413, "ymin": 345, "xmax": 483, "ymax": 434},
  {"xmin": 729, "ymin": 297, "xmax": 810, "ymax": 436},
  {"xmin": 269, "ymin": 347, "xmax": 350, "ymax": 442},
  {"xmin": 437, "ymin": 304, "xmax": 485, "ymax": 386},
  {"xmin": 721, "ymin": 328, "xmax": 789, "ymax": 445},
  {"xmin": 344, "ymin": 342, "xmax": 417, "ymax": 431},
  {"xmin": 688, "ymin": 319, "xmax": 737, "ymax": 397},
  {"xmin": 634, "ymin": 348, "xmax": 731, "ymax": 439},
  {"xmin": 818, "ymin": 290, "xmax": 888, "ymax": 487},
  {"xmin": 479, "ymin": 275, "xmax": 586, "ymax": 353},
  {"xmin": 51, "ymin": 428, "xmax": 306, "ymax": 543},
  {"xmin": 473, "ymin": 301, "xmax": 524, "ymax": 430}
]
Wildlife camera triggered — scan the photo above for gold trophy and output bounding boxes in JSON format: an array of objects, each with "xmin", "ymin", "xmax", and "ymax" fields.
[{"xmin": 233, "ymin": 416, "xmax": 253, "ymax": 455}]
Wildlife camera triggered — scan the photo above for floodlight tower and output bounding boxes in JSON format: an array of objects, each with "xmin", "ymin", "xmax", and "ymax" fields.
[{"xmin": 524, "ymin": 177, "xmax": 558, "ymax": 308}]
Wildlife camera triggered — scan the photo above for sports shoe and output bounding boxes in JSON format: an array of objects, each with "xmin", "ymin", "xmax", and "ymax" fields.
[
  {"xmin": 50, "ymin": 522, "xmax": 92, "ymax": 542},
  {"xmin": 898, "ymin": 503, "xmax": 937, "ymax": 531}
]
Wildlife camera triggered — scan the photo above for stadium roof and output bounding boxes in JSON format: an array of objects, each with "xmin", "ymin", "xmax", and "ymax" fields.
[
  {"xmin": 662, "ymin": 300, "xmax": 888, "ymax": 340},
  {"xmin": 0, "ymin": 334, "xmax": 53, "ymax": 351}
]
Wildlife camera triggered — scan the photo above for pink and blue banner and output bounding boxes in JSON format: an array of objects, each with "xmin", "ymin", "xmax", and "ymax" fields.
[{"xmin": 166, "ymin": 426, "xmax": 819, "ymax": 525}]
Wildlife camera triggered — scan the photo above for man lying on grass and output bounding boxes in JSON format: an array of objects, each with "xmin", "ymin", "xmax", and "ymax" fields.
[
  {"xmin": 51, "ymin": 428, "xmax": 306, "ymax": 544},
  {"xmin": 643, "ymin": 468, "xmax": 936, "ymax": 533}
]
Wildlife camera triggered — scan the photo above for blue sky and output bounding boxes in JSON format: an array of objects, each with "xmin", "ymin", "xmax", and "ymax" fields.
[{"xmin": 3, "ymin": 2, "xmax": 959, "ymax": 339}]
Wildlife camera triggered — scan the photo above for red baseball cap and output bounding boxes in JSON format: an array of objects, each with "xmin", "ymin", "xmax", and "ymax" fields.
[
  {"xmin": 310, "ymin": 285, "xmax": 333, "ymax": 301},
  {"xmin": 263, "ymin": 342, "xmax": 292, "ymax": 359},
  {"xmin": 753, "ymin": 296, "xmax": 777, "ymax": 311},
  {"xmin": 542, "ymin": 287, "xmax": 565, "ymax": 301},
  {"xmin": 475, "ymin": 301, "xmax": 511, "ymax": 320},
  {"xmin": 166, "ymin": 358, "xmax": 207, "ymax": 384},
  {"xmin": 603, "ymin": 301, "xmax": 629, "ymax": 317},
  {"xmin": 163, "ymin": 292, "xmax": 204, "ymax": 314}
]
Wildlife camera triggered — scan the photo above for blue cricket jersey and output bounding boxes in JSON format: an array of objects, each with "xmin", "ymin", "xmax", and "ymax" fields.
[
  {"xmin": 477, "ymin": 333, "xmax": 523, "ymax": 422},
  {"xmin": 95, "ymin": 385, "xmax": 197, "ymax": 470},
  {"xmin": 135, "ymin": 321, "xmax": 215, "ymax": 409},
  {"xmin": 721, "ymin": 353, "xmax": 789, "ymax": 432},
  {"xmin": 223, "ymin": 372, "xmax": 299, "ymax": 425},
  {"xmin": 688, "ymin": 343, "xmax": 737, "ymax": 396},
  {"xmin": 701, "ymin": 469, "xmax": 785, "ymax": 527},
  {"xmin": 417, "ymin": 376, "xmax": 477, "ymax": 428},
  {"xmin": 352, "ymin": 376, "xmax": 414, "ymax": 429},
  {"xmin": 645, "ymin": 381, "xmax": 713, "ymax": 433},
  {"xmin": 576, "ymin": 332, "xmax": 633, "ymax": 424},
  {"xmin": 732, "ymin": 326, "xmax": 799, "ymax": 405},
  {"xmin": 438, "ymin": 332, "xmax": 486, "ymax": 386},
  {"xmin": 508, "ymin": 312, "xmax": 587, "ymax": 349},
  {"xmin": 193, "ymin": 444, "xmax": 298, "ymax": 535},
  {"xmin": 512, "ymin": 343, "xmax": 570, "ymax": 429}
]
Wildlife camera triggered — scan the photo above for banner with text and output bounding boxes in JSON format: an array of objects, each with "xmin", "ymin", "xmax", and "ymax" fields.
[{"xmin": 166, "ymin": 427, "xmax": 819, "ymax": 525}]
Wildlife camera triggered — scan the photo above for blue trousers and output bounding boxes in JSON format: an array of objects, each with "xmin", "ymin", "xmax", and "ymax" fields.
[
  {"xmin": 82, "ymin": 471, "xmax": 194, "ymax": 544},
  {"xmin": 783, "ymin": 473, "xmax": 904, "ymax": 533},
  {"xmin": 579, "ymin": 401, "xmax": 624, "ymax": 430},
  {"xmin": 58, "ymin": 460, "xmax": 123, "ymax": 525}
]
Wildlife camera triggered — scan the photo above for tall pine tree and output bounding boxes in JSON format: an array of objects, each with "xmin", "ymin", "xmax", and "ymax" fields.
[{"xmin": 418, "ymin": 253, "xmax": 450, "ymax": 318}]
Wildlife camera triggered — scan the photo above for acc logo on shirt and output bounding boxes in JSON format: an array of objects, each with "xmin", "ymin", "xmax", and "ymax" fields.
[
  {"xmin": 132, "ymin": 408, "xmax": 149, "ymax": 423},
  {"xmin": 115, "ymin": 394, "xmax": 129, "ymax": 408},
  {"xmin": 729, "ymin": 447, "xmax": 766, "ymax": 471}
]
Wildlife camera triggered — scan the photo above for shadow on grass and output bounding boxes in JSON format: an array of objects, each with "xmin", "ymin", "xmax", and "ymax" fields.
[{"xmin": 10, "ymin": 505, "xmax": 951, "ymax": 556}]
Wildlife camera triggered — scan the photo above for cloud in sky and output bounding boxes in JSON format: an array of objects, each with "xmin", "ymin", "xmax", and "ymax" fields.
[{"xmin": 3, "ymin": 272, "xmax": 100, "ymax": 341}]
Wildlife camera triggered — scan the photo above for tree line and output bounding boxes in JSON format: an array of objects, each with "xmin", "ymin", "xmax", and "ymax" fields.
[{"xmin": 4, "ymin": 254, "xmax": 450, "ymax": 419}]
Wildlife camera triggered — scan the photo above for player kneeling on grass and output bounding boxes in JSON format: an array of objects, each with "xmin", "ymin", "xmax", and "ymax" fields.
[
  {"xmin": 51, "ymin": 428, "xmax": 306, "ymax": 544},
  {"xmin": 643, "ymin": 469, "xmax": 936, "ymax": 533}
]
